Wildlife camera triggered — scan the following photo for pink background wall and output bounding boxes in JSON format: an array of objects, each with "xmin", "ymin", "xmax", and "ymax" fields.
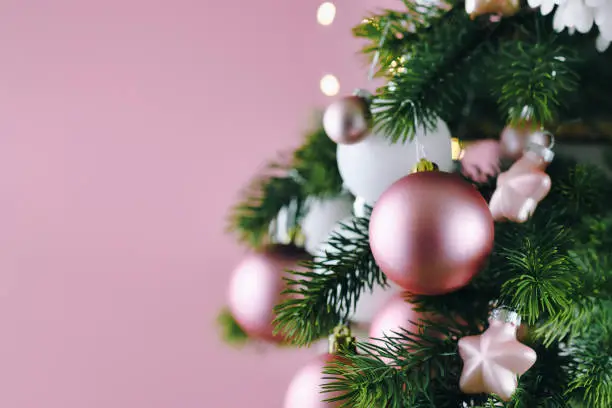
[{"xmin": 0, "ymin": 1, "xmax": 391, "ymax": 407}]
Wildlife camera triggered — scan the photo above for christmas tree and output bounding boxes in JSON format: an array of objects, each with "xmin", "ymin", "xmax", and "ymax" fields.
[{"xmin": 220, "ymin": 1, "xmax": 612, "ymax": 407}]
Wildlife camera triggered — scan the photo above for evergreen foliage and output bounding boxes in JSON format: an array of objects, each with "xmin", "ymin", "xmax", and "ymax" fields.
[
  {"xmin": 355, "ymin": 2, "xmax": 612, "ymax": 142},
  {"xmin": 228, "ymin": 124, "xmax": 343, "ymax": 248},
  {"xmin": 273, "ymin": 214, "xmax": 387, "ymax": 345},
  {"xmin": 226, "ymin": 0, "xmax": 612, "ymax": 405},
  {"xmin": 216, "ymin": 308, "xmax": 249, "ymax": 346}
]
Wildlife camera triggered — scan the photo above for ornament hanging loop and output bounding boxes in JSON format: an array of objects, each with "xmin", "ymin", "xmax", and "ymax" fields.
[
  {"xmin": 404, "ymin": 100, "xmax": 439, "ymax": 172},
  {"xmin": 525, "ymin": 130, "xmax": 555, "ymax": 163}
]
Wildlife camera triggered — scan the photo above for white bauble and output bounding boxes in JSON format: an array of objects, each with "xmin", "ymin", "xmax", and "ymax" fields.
[
  {"xmin": 336, "ymin": 117, "xmax": 453, "ymax": 204},
  {"xmin": 269, "ymin": 200, "xmax": 300, "ymax": 245},
  {"xmin": 301, "ymin": 195, "xmax": 353, "ymax": 255},
  {"xmin": 353, "ymin": 196, "xmax": 368, "ymax": 218},
  {"xmin": 315, "ymin": 217, "xmax": 400, "ymax": 324}
]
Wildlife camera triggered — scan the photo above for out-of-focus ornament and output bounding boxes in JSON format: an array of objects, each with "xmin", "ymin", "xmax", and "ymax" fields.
[
  {"xmin": 369, "ymin": 293, "xmax": 430, "ymax": 349},
  {"xmin": 489, "ymin": 139, "xmax": 555, "ymax": 223},
  {"xmin": 369, "ymin": 170, "xmax": 494, "ymax": 295},
  {"xmin": 499, "ymin": 124, "xmax": 551, "ymax": 161},
  {"xmin": 553, "ymin": 0, "xmax": 595, "ymax": 33},
  {"xmin": 270, "ymin": 200, "xmax": 304, "ymax": 246},
  {"xmin": 458, "ymin": 307, "xmax": 537, "ymax": 401},
  {"xmin": 228, "ymin": 249, "xmax": 304, "ymax": 341},
  {"xmin": 529, "ymin": 0, "xmax": 612, "ymax": 52},
  {"xmin": 460, "ymin": 140, "xmax": 502, "ymax": 183},
  {"xmin": 465, "ymin": 0, "xmax": 520, "ymax": 18},
  {"xmin": 323, "ymin": 90, "xmax": 372, "ymax": 145},
  {"xmin": 354, "ymin": 282, "xmax": 401, "ymax": 325},
  {"xmin": 352, "ymin": 196, "xmax": 368, "ymax": 218},
  {"xmin": 301, "ymin": 195, "xmax": 353, "ymax": 255},
  {"xmin": 283, "ymin": 325, "xmax": 355, "ymax": 408},
  {"xmin": 315, "ymin": 217, "xmax": 401, "ymax": 324},
  {"xmin": 337, "ymin": 117, "xmax": 453, "ymax": 204}
]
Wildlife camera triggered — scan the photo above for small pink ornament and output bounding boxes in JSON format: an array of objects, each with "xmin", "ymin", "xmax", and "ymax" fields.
[
  {"xmin": 228, "ymin": 249, "xmax": 304, "ymax": 342},
  {"xmin": 500, "ymin": 124, "xmax": 551, "ymax": 161},
  {"xmin": 283, "ymin": 326, "xmax": 355, "ymax": 408},
  {"xmin": 460, "ymin": 139, "xmax": 502, "ymax": 183},
  {"xmin": 322, "ymin": 92, "xmax": 372, "ymax": 145},
  {"xmin": 369, "ymin": 293, "xmax": 430, "ymax": 349},
  {"xmin": 489, "ymin": 141, "xmax": 554, "ymax": 223},
  {"xmin": 458, "ymin": 307, "xmax": 537, "ymax": 402},
  {"xmin": 283, "ymin": 354, "xmax": 341, "ymax": 408}
]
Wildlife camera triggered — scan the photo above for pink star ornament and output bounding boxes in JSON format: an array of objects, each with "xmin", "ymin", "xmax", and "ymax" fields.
[{"xmin": 458, "ymin": 308, "xmax": 537, "ymax": 401}]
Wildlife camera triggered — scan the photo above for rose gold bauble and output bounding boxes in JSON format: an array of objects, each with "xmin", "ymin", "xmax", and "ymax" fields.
[
  {"xmin": 283, "ymin": 354, "xmax": 341, "ymax": 408},
  {"xmin": 227, "ymin": 250, "xmax": 301, "ymax": 342},
  {"xmin": 500, "ymin": 124, "xmax": 551, "ymax": 161},
  {"xmin": 322, "ymin": 96, "xmax": 371, "ymax": 145},
  {"xmin": 369, "ymin": 171, "xmax": 494, "ymax": 295}
]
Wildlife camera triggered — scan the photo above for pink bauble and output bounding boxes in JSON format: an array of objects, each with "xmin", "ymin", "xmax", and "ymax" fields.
[
  {"xmin": 228, "ymin": 250, "xmax": 301, "ymax": 341},
  {"xmin": 369, "ymin": 171, "xmax": 494, "ymax": 295},
  {"xmin": 500, "ymin": 123, "xmax": 551, "ymax": 161},
  {"xmin": 369, "ymin": 293, "xmax": 429, "ymax": 349},
  {"xmin": 284, "ymin": 354, "xmax": 341, "ymax": 408}
]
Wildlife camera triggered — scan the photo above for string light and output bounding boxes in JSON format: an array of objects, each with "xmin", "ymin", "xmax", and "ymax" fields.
[
  {"xmin": 320, "ymin": 74, "xmax": 340, "ymax": 96},
  {"xmin": 317, "ymin": 2, "xmax": 336, "ymax": 25}
]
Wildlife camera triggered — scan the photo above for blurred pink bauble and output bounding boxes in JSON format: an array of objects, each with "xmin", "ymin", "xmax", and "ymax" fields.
[
  {"xmin": 369, "ymin": 293, "xmax": 428, "ymax": 348},
  {"xmin": 369, "ymin": 171, "xmax": 494, "ymax": 295},
  {"xmin": 228, "ymin": 249, "xmax": 302, "ymax": 342},
  {"xmin": 322, "ymin": 95, "xmax": 371, "ymax": 145},
  {"xmin": 283, "ymin": 354, "xmax": 341, "ymax": 408},
  {"xmin": 460, "ymin": 139, "xmax": 501, "ymax": 183},
  {"xmin": 500, "ymin": 123, "xmax": 551, "ymax": 161}
]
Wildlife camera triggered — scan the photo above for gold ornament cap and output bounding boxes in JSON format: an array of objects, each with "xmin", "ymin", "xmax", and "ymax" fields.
[
  {"xmin": 465, "ymin": 0, "xmax": 520, "ymax": 18},
  {"xmin": 411, "ymin": 158, "xmax": 439, "ymax": 173},
  {"xmin": 328, "ymin": 325, "xmax": 357, "ymax": 354}
]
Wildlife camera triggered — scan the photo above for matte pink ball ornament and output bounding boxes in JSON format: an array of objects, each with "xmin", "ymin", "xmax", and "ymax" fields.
[
  {"xmin": 283, "ymin": 354, "xmax": 341, "ymax": 408},
  {"xmin": 369, "ymin": 293, "xmax": 430, "ymax": 349},
  {"xmin": 283, "ymin": 326, "xmax": 356, "ymax": 408},
  {"xmin": 227, "ymin": 249, "xmax": 303, "ymax": 342},
  {"xmin": 369, "ymin": 170, "xmax": 494, "ymax": 295}
]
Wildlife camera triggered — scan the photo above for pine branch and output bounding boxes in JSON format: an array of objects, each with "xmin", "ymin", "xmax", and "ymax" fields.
[
  {"xmin": 553, "ymin": 164, "xmax": 612, "ymax": 219},
  {"xmin": 573, "ymin": 214, "xmax": 612, "ymax": 254},
  {"xmin": 352, "ymin": 0, "xmax": 450, "ymax": 74},
  {"xmin": 291, "ymin": 127, "xmax": 344, "ymax": 197},
  {"xmin": 273, "ymin": 216, "xmax": 386, "ymax": 346},
  {"xmin": 371, "ymin": 6, "xmax": 485, "ymax": 142},
  {"xmin": 229, "ymin": 174, "xmax": 304, "ymax": 248},
  {"xmin": 496, "ymin": 222, "xmax": 579, "ymax": 325},
  {"xmin": 228, "ymin": 125, "xmax": 343, "ymax": 248},
  {"xmin": 324, "ymin": 353, "xmax": 407, "ymax": 408},
  {"xmin": 533, "ymin": 249, "xmax": 610, "ymax": 345},
  {"xmin": 216, "ymin": 308, "xmax": 249, "ymax": 346},
  {"xmin": 492, "ymin": 35, "xmax": 580, "ymax": 125},
  {"xmin": 323, "ymin": 319, "xmax": 485, "ymax": 408},
  {"xmin": 504, "ymin": 343, "xmax": 572, "ymax": 408},
  {"xmin": 566, "ymin": 315, "xmax": 612, "ymax": 408}
]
